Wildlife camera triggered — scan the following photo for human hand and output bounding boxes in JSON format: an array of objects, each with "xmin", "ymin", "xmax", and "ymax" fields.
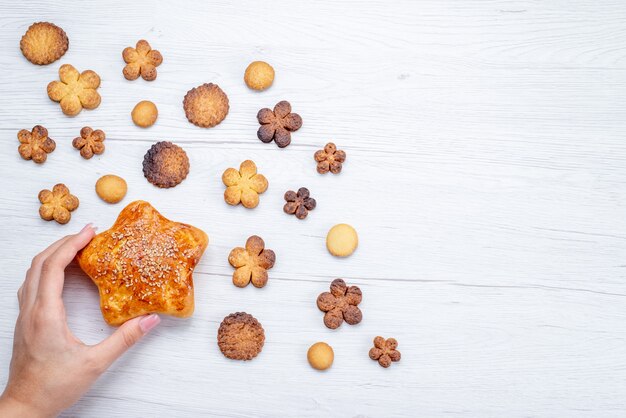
[{"xmin": 0, "ymin": 224, "xmax": 161, "ymax": 417}]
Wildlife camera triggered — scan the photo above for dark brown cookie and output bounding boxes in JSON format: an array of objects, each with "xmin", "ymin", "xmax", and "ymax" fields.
[
  {"xmin": 317, "ymin": 278, "xmax": 363, "ymax": 329},
  {"xmin": 284, "ymin": 187, "xmax": 316, "ymax": 219},
  {"xmin": 257, "ymin": 101, "xmax": 302, "ymax": 147},
  {"xmin": 183, "ymin": 83, "xmax": 229, "ymax": 128},
  {"xmin": 217, "ymin": 312, "xmax": 265, "ymax": 360},
  {"xmin": 142, "ymin": 141, "xmax": 190, "ymax": 188}
]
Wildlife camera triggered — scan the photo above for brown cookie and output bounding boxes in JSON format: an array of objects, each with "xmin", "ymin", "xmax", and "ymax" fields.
[
  {"xmin": 20, "ymin": 22, "xmax": 68, "ymax": 65},
  {"xmin": 183, "ymin": 83, "xmax": 229, "ymax": 128},
  {"xmin": 142, "ymin": 141, "xmax": 190, "ymax": 188},
  {"xmin": 217, "ymin": 312, "xmax": 265, "ymax": 360},
  {"xmin": 17, "ymin": 125, "xmax": 56, "ymax": 164}
]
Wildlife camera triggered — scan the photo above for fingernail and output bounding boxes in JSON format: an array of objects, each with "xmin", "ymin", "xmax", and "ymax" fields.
[
  {"xmin": 81, "ymin": 223, "xmax": 97, "ymax": 233},
  {"xmin": 139, "ymin": 314, "xmax": 160, "ymax": 334}
]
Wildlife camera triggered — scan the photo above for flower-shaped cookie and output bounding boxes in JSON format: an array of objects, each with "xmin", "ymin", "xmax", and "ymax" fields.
[
  {"xmin": 17, "ymin": 125, "xmax": 56, "ymax": 164},
  {"xmin": 72, "ymin": 127, "xmax": 105, "ymax": 159},
  {"xmin": 228, "ymin": 236, "xmax": 276, "ymax": 288},
  {"xmin": 314, "ymin": 142, "xmax": 346, "ymax": 174},
  {"xmin": 283, "ymin": 187, "xmax": 316, "ymax": 220},
  {"xmin": 122, "ymin": 40, "xmax": 163, "ymax": 81},
  {"xmin": 38, "ymin": 184, "xmax": 79, "ymax": 225},
  {"xmin": 47, "ymin": 64, "xmax": 101, "ymax": 116},
  {"xmin": 222, "ymin": 160, "xmax": 268, "ymax": 209},
  {"xmin": 257, "ymin": 100, "xmax": 302, "ymax": 148},
  {"xmin": 316, "ymin": 279, "xmax": 363, "ymax": 329},
  {"xmin": 369, "ymin": 336, "xmax": 401, "ymax": 368}
]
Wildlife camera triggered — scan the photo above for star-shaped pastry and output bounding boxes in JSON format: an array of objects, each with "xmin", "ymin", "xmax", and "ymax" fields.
[{"xmin": 76, "ymin": 200, "xmax": 208, "ymax": 326}]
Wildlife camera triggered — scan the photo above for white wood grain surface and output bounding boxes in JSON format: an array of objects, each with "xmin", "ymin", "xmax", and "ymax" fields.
[{"xmin": 0, "ymin": 0, "xmax": 625, "ymax": 417}]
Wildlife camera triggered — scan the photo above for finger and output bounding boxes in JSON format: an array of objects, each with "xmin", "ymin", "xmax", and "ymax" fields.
[
  {"xmin": 90, "ymin": 314, "xmax": 160, "ymax": 370},
  {"xmin": 22, "ymin": 234, "xmax": 73, "ymax": 307},
  {"xmin": 17, "ymin": 285, "xmax": 23, "ymax": 309},
  {"xmin": 36, "ymin": 224, "xmax": 96, "ymax": 302}
]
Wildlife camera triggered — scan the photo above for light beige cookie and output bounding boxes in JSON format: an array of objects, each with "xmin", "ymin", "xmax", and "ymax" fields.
[{"xmin": 326, "ymin": 223, "xmax": 358, "ymax": 257}]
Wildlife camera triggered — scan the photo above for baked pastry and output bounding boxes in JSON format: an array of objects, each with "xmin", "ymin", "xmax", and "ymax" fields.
[
  {"xmin": 18, "ymin": 125, "xmax": 56, "ymax": 164},
  {"xmin": 369, "ymin": 336, "xmax": 401, "ymax": 368},
  {"xmin": 314, "ymin": 142, "xmax": 346, "ymax": 174},
  {"xmin": 95, "ymin": 175, "xmax": 127, "ymax": 204},
  {"xmin": 142, "ymin": 141, "xmax": 190, "ymax": 188},
  {"xmin": 38, "ymin": 184, "xmax": 79, "ymax": 225},
  {"xmin": 76, "ymin": 200, "xmax": 209, "ymax": 326},
  {"xmin": 122, "ymin": 40, "xmax": 163, "ymax": 81},
  {"xmin": 222, "ymin": 160, "xmax": 268, "ymax": 209},
  {"xmin": 228, "ymin": 235, "xmax": 275, "ymax": 288},
  {"xmin": 131, "ymin": 100, "xmax": 158, "ymax": 127},
  {"xmin": 244, "ymin": 61, "xmax": 274, "ymax": 91},
  {"xmin": 72, "ymin": 127, "xmax": 105, "ymax": 159},
  {"xmin": 257, "ymin": 101, "xmax": 302, "ymax": 147},
  {"xmin": 183, "ymin": 83, "xmax": 229, "ymax": 128},
  {"xmin": 20, "ymin": 22, "xmax": 68, "ymax": 65},
  {"xmin": 47, "ymin": 64, "xmax": 101, "ymax": 116},
  {"xmin": 217, "ymin": 312, "xmax": 265, "ymax": 360}
]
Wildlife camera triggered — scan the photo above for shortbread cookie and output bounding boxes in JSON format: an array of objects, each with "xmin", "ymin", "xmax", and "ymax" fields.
[
  {"xmin": 38, "ymin": 184, "xmax": 79, "ymax": 225},
  {"xmin": 183, "ymin": 83, "xmax": 229, "ymax": 128},
  {"xmin": 217, "ymin": 312, "xmax": 265, "ymax": 360},
  {"xmin": 326, "ymin": 224, "xmax": 358, "ymax": 257},
  {"xmin": 72, "ymin": 127, "xmax": 105, "ymax": 159},
  {"xmin": 222, "ymin": 160, "xmax": 268, "ymax": 209},
  {"xmin": 143, "ymin": 141, "xmax": 190, "ymax": 188},
  {"xmin": 132, "ymin": 100, "xmax": 158, "ymax": 128},
  {"xmin": 95, "ymin": 175, "xmax": 127, "ymax": 204},
  {"xmin": 307, "ymin": 342, "xmax": 334, "ymax": 370},
  {"xmin": 122, "ymin": 40, "xmax": 163, "ymax": 81},
  {"xmin": 244, "ymin": 61, "xmax": 274, "ymax": 91},
  {"xmin": 20, "ymin": 22, "xmax": 68, "ymax": 65},
  {"xmin": 17, "ymin": 125, "xmax": 56, "ymax": 164},
  {"xmin": 47, "ymin": 64, "xmax": 101, "ymax": 116}
]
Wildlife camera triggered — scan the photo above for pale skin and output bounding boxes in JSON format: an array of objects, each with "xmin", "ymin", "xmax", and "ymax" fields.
[{"xmin": 0, "ymin": 224, "xmax": 161, "ymax": 417}]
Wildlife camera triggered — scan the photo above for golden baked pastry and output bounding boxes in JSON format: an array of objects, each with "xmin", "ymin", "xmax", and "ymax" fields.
[
  {"xmin": 72, "ymin": 127, "xmax": 105, "ymax": 159},
  {"xmin": 38, "ymin": 184, "xmax": 79, "ymax": 225},
  {"xmin": 20, "ymin": 22, "xmax": 68, "ymax": 65},
  {"xmin": 18, "ymin": 125, "xmax": 56, "ymax": 164},
  {"xmin": 143, "ymin": 141, "xmax": 190, "ymax": 188},
  {"xmin": 47, "ymin": 64, "xmax": 101, "ymax": 116},
  {"xmin": 131, "ymin": 100, "xmax": 158, "ymax": 127},
  {"xmin": 122, "ymin": 40, "xmax": 163, "ymax": 81},
  {"xmin": 76, "ymin": 200, "xmax": 209, "ymax": 326},
  {"xmin": 244, "ymin": 61, "xmax": 274, "ymax": 91},
  {"xmin": 222, "ymin": 160, "xmax": 268, "ymax": 209},
  {"xmin": 183, "ymin": 83, "xmax": 229, "ymax": 128},
  {"xmin": 95, "ymin": 175, "xmax": 127, "ymax": 204}
]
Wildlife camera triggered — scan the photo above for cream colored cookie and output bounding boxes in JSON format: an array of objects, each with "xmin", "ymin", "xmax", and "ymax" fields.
[
  {"xmin": 95, "ymin": 175, "xmax": 127, "ymax": 204},
  {"xmin": 307, "ymin": 342, "xmax": 334, "ymax": 370},
  {"xmin": 326, "ymin": 223, "xmax": 358, "ymax": 257}
]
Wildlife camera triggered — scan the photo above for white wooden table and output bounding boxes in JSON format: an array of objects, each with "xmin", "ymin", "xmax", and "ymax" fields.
[{"xmin": 1, "ymin": 1, "xmax": 625, "ymax": 417}]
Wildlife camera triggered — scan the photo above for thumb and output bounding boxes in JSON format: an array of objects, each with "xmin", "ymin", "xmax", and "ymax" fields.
[{"xmin": 90, "ymin": 314, "xmax": 160, "ymax": 370}]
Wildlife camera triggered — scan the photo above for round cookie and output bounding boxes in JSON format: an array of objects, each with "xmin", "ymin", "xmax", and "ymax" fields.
[
  {"xmin": 142, "ymin": 141, "xmax": 190, "ymax": 188},
  {"xmin": 95, "ymin": 175, "xmax": 127, "ymax": 204},
  {"xmin": 307, "ymin": 342, "xmax": 334, "ymax": 371},
  {"xmin": 132, "ymin": 101, "xmax": 158, "ymax": 128},
  {"xmin": 326, "ymin": 224, "xmax": 358, "ymax": 257},
  {"xmin": 244, "ymin": 61, "xmax": 275, "ymax": 91},
  {"xmin": 183, "ymin": 83, "xmax": 229, "ymax": 128},
  {"xmin": 20, "ymin": 22, "xmax": 68, "ymax": 65},
  {"xmin": 217, "ymin": 312, "xmax": 265, "ymax": 361}
]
